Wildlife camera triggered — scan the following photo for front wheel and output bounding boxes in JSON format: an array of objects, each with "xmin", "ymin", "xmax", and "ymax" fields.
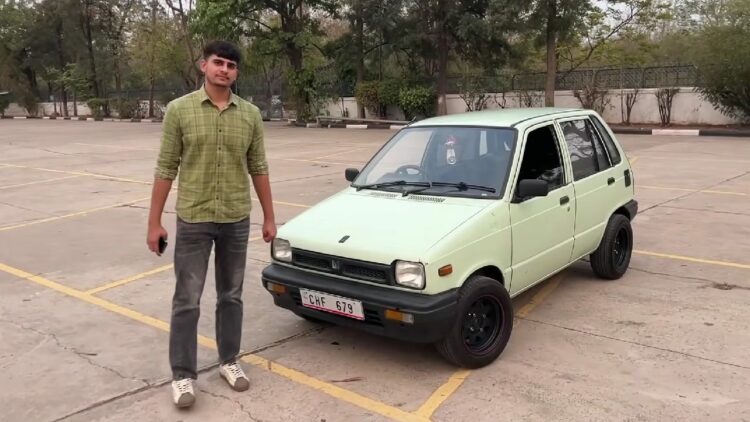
[
  {"xmin": 590, "ymin": 214, "xmax": 633, "ymax": 280},
  {"xmin": 436, "ymin": 276, "xmax": 513, "ymax": 368}
]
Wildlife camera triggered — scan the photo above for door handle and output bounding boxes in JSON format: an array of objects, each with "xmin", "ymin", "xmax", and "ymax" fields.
[
  {"xmin": 607, "ymin": 177, "xmax": 615, "ymax": 185},
  {"xmin": 559, "ymin": 195, "xmax": 570, "ymax": 205}
]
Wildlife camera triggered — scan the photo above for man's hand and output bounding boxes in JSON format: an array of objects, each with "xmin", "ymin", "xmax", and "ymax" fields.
[
  {"xmin": 147, "ymin": 224, "xmax": 169, "ymax": 256},
  {"xmin": 262, "ymin": 219, "xmax": 277, "ymax": 243}
]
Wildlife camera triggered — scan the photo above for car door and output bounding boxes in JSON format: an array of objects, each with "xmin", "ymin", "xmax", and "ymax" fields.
[
  {"xmin": 557, "ymin": 115, "xmax": 619, "ymax": 260},
  {"xmin": 509, "ymin": 122, "xmax": 575, "ymax": 295}
]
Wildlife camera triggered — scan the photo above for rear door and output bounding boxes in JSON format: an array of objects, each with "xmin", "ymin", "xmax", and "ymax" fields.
[{"xmin": 557, "ymin": 115, "xmax": 621, "ymax": 260}]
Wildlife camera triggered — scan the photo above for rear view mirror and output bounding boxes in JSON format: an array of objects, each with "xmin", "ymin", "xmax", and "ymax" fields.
[
  {"xmin": 345, "ymin": 168, "xmax": 360, "ymax": 182},
  {"xmin": 514, "ymin": 179, "xmax": 549, "ymax": 202}
]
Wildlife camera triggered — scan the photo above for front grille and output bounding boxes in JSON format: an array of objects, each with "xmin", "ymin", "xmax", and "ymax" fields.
[{"xmin": 291, "ymin": 249, "xmax": 392, "ymax": 285}]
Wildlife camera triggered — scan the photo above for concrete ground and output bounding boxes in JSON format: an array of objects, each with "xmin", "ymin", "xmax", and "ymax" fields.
[{"xmin": 1, "ymin": 120, "xmax": 749, "ymax": 422}]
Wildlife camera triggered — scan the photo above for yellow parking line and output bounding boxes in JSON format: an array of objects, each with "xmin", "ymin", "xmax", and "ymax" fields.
[
  {"xmin": 314, "ymin": 148, "xmax": 365, "ymax": 160},
  {"xmin": 417, "ymin": 274, "xmax": 565, "ymax": 419},
  {"xmin": 638, "ymin": 185, "xmax": 746, "ymax": 196},
  {"xmin": 415, "ymin": 370, "xmax": 471, "ymax": 419},
  {"xmin": 629, "ymin": 156, "xmax": 639, "ymax": 165},
  {"xmin": 634, "ymin": 250, "xmax": 750, "ymax": 270},
  {"xmin": 0, "ymin": 175, "xmax": 83, "ymax": 190},
  {"xmin": 85, "ymin": 264, "xmax": 174, "ymax": 295},
  {"xmin": 0, "ymin": 163, "xmax": 150, "ymax": 185},
  {"xmin": 0, "ymin": 196, "xmax": 151, "ymax": 232},
  {"xmin": 280, "ymin": 158, "xmax": 362, "ymax": 166},
  {"xmin": 86, "ymin": 236, "xmax": 264, "ymax": 295},
  {"xmin": 0, "ymin": 261, "xmax": 425, "ymax": 422},
  {"xmin": 516, "ymin": 274, "xmax": 563, "ymax": 318},
  {"xmin": 241, "ymin": 354, "xmax": 428, "ymax": 422},
  {"xmin": 253, "ymin": 197, "xmax": 311, "ymax": 209}
]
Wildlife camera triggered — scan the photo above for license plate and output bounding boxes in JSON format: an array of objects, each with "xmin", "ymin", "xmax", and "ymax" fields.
[{"xmin": 300, "ymin": 289, "xmax": 364, "ymax": 320}]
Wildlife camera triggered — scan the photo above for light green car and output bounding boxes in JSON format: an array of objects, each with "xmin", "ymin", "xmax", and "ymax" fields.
[{"xmin": 262, "ymin": 107, "xmax": 637, "ymax": 368}]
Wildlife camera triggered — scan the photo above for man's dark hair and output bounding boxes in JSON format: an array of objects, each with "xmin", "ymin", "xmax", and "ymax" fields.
[{"xmin": 202, "ymin": 40, "xmax": 241, "ymax": 64}]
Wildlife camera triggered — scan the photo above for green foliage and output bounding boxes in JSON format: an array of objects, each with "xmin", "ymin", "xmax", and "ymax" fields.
[
  {"xmin": 287, "ymin": 63, "xmax": 339, "ymax": 122},
  {"xmin": 0, "ymin": 94, "xmax": 10, "ymax": 116},
  {"xmin": 354, "ymin": 81, "xmax": 381, "ymax": 114},
  {"xmin": 693, "ymin": 2, "xmax": 750, "ymax": 122},
  {"xmin": 398, "ymin": 86, "xmax": 436, "ymax": 120},
  {"xmin": 111, "ymin": 97, "xmax": 140, "ymax": 119},
  {"xmin": 378, "ymin": 79, "xmax": 403, "ymax": 107},
  {"xmin": 86, "ymin": 98, "xmax": 107, "ymax": 118},
  {"xmin": 456, "ymin": 74, "xmax": 491, "ymax": 111}
]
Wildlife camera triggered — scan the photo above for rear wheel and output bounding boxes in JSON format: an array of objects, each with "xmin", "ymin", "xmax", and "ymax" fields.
[
  {"xmin": 590, "ymin": 214, "xmax": 633, "ymax": 280},
  {"xmin": 436, "ymin": 276, "xmax": 513, "ymax": 368}
]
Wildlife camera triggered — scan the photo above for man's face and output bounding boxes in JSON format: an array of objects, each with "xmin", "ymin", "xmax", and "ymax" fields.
[{"xmin": 200, "ymin": 54, "xmax": 238, "ymax": 88}]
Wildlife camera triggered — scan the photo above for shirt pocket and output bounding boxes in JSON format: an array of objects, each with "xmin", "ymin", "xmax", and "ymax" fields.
[{"xmin": 223, "ymin": 114, "xmax": 252, "ymax": 155}]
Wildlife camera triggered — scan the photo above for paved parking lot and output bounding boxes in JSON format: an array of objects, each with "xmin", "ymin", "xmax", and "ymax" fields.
[{"xmin": 1, "ymin": 119, "xmax": 749, "ymax": 422}]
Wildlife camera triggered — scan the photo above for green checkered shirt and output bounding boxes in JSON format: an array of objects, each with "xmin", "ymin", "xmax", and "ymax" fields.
[{"xmin": 154, "ymin": 87, "xmax": 268, "ymax": 223}]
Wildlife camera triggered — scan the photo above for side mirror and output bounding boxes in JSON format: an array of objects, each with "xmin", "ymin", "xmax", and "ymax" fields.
[
  {"xmin": 345, "ymin": 168, "xmax": 360, "ymax": 182},
  {"xmin": 513, "ymin": 179, "xmax": 549, "ymax": 203}
]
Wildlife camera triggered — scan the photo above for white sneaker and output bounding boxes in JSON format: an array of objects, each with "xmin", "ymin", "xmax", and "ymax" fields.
[
  {"xmin": 219, "ymin": 362, "xmax": 249, "ymax": 391},
  {"xmin": 171, "ymin": 378, "xmax": 195, "ymax": 408}
]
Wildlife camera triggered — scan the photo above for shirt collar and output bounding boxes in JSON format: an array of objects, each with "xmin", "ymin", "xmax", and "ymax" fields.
[{"xmin": 199, "ymin": 85, "xmax": 238, "ymax": 107}]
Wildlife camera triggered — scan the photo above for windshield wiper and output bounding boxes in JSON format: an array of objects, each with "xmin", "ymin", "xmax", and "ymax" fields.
[
  {"xmin": 354, "ymin": 180, "xmax": 430, "ymax": 192},
  {"xmin": 401, "ymin": 181, "xmax": 496, "ymax": 197}
]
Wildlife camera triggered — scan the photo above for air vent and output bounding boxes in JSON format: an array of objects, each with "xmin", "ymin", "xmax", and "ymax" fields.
[
  {"xmin": 408, "ymin": 195, "xmax": 445, "ymax": 203},
  {"xmin": 367, "ymin": 192, "xmax": 398, "ymax": 199}
]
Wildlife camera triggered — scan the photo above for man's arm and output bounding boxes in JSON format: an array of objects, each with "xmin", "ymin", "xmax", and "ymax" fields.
[
  {"xmin": 248, "ymin": 109, "xmax": 276, "ymax": 242},
  {"xmin": 147, "ymin": 103, "xmax": 182, "ymax": 255}
]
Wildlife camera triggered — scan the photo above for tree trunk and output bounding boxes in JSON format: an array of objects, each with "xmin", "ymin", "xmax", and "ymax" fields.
[
  {"xmin": 73, "ymin": 90, "xmax": 78, "ymax": 117},
  {"xmin": 287, "ymin": 44, "xmax": 306, "ymax": 121},
  {"xmin": 82, "ymin": 0, "xmax": 100, "ymax": 97},
  {"xmin": 355, "ymin": 0, "xmax": 366, "ymax": 118},
  {"xmin": 544, "ymin": 0, "xmax": 557, "ymax": 107}
]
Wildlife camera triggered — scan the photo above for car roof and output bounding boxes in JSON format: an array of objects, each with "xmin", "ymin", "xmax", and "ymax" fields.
[{"xmin": 408, "ymin": 107, "xmax": 593, "ymax": 129}]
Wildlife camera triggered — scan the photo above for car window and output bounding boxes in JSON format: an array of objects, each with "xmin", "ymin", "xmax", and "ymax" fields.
[
  {"xmin": 516, "ymin": 125, "xmax": 565, "ymax": 191},
  {"xmin": 589, "ymin": 116, "xmax": 622, "ymax": 165},
  {"xmin": 560, "ymin": 119, "xmax": 610, "ymax": 181},
  {"xmin": 361, "ymin": 129, "xmax": 431, "ymax": 183}
]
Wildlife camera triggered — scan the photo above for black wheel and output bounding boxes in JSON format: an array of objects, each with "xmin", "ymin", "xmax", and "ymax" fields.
[
  {"xmin": 590, "ymin": 214, "xmax": 633, "ymax": 280},
  {"xmin": 436, "ymin": 276, "xmax": 513, "ymax": 368}
]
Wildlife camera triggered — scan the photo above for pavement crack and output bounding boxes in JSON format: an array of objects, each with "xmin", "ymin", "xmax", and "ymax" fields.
[
  {"xmin": 0, "ymin": 318, "xmax": 148, "ymax": 387},
  {"xmin": 518, "ymin": 316, "xmax": 750, "ymax": 371},
  {"xmin": 199, "ymin": 389, "xmax": 263, "ymax": 421},
  {"xmin": 639, "ymin": 169, "xmax": 750, "ymax": 215},
  {"xmin": 0, "ymin": 201, "xmax": 57, "ymax": 216},
  {"xmin": 119, "ymin": 204, "xmax": 175, "ymax": 214}
]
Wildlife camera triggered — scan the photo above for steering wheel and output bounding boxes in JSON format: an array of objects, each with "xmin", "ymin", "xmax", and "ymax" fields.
[{"xmin": 395, "ymin": 164, "xmax": 422, "ymax": 176}]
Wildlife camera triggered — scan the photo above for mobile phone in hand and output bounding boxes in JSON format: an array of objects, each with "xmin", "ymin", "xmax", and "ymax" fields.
[{"xmin": 158, "ymin": 236, "xmax": 167, "ymax": 254}]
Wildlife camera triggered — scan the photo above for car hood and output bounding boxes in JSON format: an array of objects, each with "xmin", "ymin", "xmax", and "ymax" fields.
[{"xmin": 278, "ymin": 189, "xmax": 490, "ymax": 264}]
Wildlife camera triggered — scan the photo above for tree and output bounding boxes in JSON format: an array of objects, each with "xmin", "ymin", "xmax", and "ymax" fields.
[
  {"xmin": 529, "ymin": 0, "xmax": 662, "ymax": 106},
  {"xmin": 192, "ymin": 0, "xmax": 338, "ymax": 121}
]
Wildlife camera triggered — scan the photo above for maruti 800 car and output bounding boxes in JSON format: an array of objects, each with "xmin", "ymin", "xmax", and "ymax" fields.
[{"xmin": 261, "ymin": 107, "xmax": 637, "ymax": 368}]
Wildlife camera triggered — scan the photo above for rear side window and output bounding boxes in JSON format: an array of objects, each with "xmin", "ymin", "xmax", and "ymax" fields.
[
  {"xmin": 589, "ymin": 116, "xmax": 622, "ymax": 165},
  {"xmin": 560, "ymin": 119, "xmax": 610, "ymax": 181}
]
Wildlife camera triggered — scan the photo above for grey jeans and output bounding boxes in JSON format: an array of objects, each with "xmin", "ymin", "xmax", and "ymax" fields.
[{"xmin": 169, "ymin": 216, "xmax": 250, "ymax": 380}]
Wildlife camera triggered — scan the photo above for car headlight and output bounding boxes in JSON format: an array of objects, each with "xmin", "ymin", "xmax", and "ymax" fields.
[
  {"xmin": 272, "ymin": 238, "xmax": 292, "ymax": 262},
  {"xmin": 395, "ymin": 260, "xmax": 425, "ymax": 289}
]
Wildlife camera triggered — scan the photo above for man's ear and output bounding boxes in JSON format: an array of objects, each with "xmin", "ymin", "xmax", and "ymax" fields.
[{"xmin": 199, "ymin": 59, "xmax": 207, "ymax": 74}]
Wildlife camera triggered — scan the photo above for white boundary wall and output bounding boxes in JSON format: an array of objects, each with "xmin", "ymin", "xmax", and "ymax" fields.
[{"xmin": 323, "ymin": 87, "xmax": 740, "ymax": 126}]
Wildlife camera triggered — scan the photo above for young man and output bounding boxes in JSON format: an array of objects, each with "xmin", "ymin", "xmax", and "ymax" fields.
[{"xmin": 146, "ymin": 40, "xmax": 276, "ymax": 408}]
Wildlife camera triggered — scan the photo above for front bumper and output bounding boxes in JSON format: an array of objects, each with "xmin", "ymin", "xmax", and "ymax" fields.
[{"xmin": 261, "ymin": 263, "xmax": 459, "ymax": 343}]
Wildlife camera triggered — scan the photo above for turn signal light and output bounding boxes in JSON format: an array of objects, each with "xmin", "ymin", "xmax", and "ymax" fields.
[
  {"xmin": 385, "ymin": 309, "xmax": 414, "ymax": 324},
  {"xmin": 266, "ymin": 282, "xmax": 287, "ymax": 294},
  {"xmin": 438, "ymin": 264, "xmax": 453, "ymax": 276}
]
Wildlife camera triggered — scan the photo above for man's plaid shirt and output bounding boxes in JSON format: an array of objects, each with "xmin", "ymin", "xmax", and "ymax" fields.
[{"xmin": 154, "ymin": 87, "xmax": 269, "ymax": 223}]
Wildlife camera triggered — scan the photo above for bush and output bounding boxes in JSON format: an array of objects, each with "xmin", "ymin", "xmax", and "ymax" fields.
[
  {"xmin": 398, "ymin": 86, "xmax": 436, "ymax": 120},
  {"xmin": 111, "ymin": 98, "xmax": 140, "ymax": 119},
  {"xmin": 354, "ymin": 81, "xmax": 381, "ymax": 115},
  {"xmin": 378, "ymin": 79, "xmax": 403, "ymax": 108},
  {"xmin": 86, "ymin": 98, "xmax": 107, "ymax": 118},
  {"xmin": 695, "ymin": 20, "xmax": 750, "ymax": 122},
  {"xmin": 0, "ymin": 95, "xmax": 10, "ymax": 116}
]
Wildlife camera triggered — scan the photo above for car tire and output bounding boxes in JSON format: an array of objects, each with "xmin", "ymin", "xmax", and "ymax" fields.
[
  {"xmin": 590, "ymin": 214, "xmax": 633, "ymax": 280},
  {"xmin": 435, "ymin": 276, "xmax": 513, "ymax": 369}
]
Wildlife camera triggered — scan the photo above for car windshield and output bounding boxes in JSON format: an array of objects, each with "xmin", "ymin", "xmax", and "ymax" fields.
[{"xmin": 352, "ymin": 126, "xmax": 516, "ymax": 198}]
